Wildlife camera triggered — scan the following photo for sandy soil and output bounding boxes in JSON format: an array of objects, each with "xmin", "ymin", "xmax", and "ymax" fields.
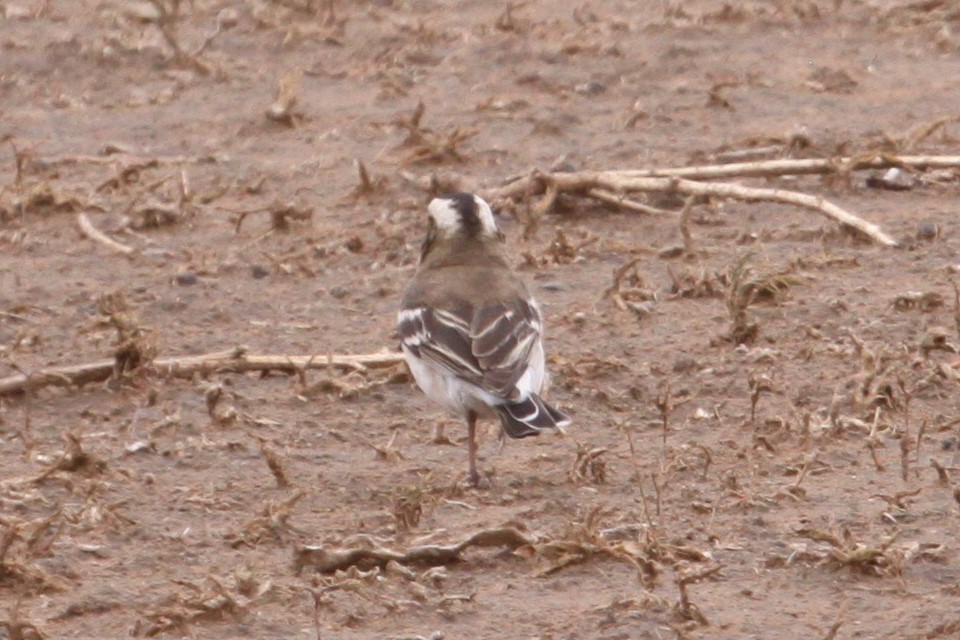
[{"xmin": 3, "ymin": 1, "xmax": 960, "ymax": 638}]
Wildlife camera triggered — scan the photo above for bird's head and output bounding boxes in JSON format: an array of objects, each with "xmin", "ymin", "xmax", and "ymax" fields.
[{"xmin": 420, "ymin": 192, "xmax": 504, "ymax": 261}]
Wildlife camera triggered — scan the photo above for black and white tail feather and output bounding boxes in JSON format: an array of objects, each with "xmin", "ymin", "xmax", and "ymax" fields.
[{"xmin": 494, "ymin": 395, "xmax": 569, "ymax": 438}]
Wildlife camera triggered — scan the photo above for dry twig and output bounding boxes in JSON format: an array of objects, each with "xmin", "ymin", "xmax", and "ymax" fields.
[
  {"xmin": 76, "ymin": 213, "xmax": 134, "ymax": 255},
  {"xmin": 0, "ymin": 347, "xmax": 405, "ymax": 396},
  {"xmin": 557, "ymin": 171, "xmax": 895, "ymax": 246},
  {"xmin": 951, "ymin": 280, "xmax": 960, "ymax": 345},
  {"xmin": 266, "ymin": 71, "xmax": 302, "ymax": 126},
  {"xmin": 480, "ymin": 162, "xmax": 914, "ymax": 246},
  {"xmin": 256, "ymin": 438, "xmax": 291, "ymax": 488},
  {"xmin": 144, "ymin": 0, "xmax": 211, "ymax": 73},
  {"xmin": 578, "ymin": 154, "xmax": 960, "ymax": 182},
  {"xmin": 586, "ymin": 188, "xmax": 674, "ymax": 216}
]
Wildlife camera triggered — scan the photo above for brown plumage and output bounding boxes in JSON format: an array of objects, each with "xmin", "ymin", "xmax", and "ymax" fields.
[{"xmin": 398, "ymin": 193, "xmax": 570, "ymax": 486}]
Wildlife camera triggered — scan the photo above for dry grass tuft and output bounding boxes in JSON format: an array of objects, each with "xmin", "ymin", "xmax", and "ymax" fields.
[
  {"xmin": 228, "ymin": 491, "xmax": 306, "ymax": 549},
  {"xmin": 666, "ymin": 264, "xmax": 722, "ymax": 299},
  {"xmin": 0, "ymin": 511, "xmax": 71, "ymax": 594},
  {"xmin": 139, "ymin": 566, "xmax": 273, "ymax": 636},
  {"xmin": 395, "ymin": 101, "xmax": 477, "ymax": 165},
  {"xmin": 724, "ymin": 252, "xmax": 760, "ymax": 345},
  {"xmin": 143, "ymin": 0, "xmax": 213, "ymax": 74},
  {"xmin": 570, "ymin": 443, "xmax": 609, "ymax": 484},
  {"xmin": 0, "ymin": 599, "xmax": 46, "ymax": 640},
  {"xmin": 605, "ymin": 257, "xmax": 657, "ymax": 317},
  {"xmin": 256, "ymin": 437, "xmax": 291, "ymax": 488},
  {"xmin": 391, "ymin": 485, "xmax": 425, "ymax": 532},
  {"xmin": 97, "ymin": 291, "xmax": 156, "ymax": 378}
]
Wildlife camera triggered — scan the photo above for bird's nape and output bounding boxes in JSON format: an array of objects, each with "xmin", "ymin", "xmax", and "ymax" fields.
[{"xmin": 427, "ymin": 192, "xmax": 499, "ymax": 239}]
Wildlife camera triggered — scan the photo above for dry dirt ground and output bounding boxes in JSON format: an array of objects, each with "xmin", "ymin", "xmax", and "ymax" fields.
[{"xmin": 3, "ymin": 1, "xmax": 960, "ymax": 638}]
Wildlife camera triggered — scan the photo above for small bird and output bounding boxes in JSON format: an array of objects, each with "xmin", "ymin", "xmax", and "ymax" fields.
[{"xmin": 398, "ymin": 192, "xmax": 570, "ymax": 486}]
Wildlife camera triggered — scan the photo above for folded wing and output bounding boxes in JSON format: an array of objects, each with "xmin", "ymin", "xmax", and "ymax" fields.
[
  {"xmin": 398, "ymin": 298, "xmax": 543, "ymax": 401},
  {"xmin": 470, "ymin": 299, "xmax": 542, "ymax": 399}
]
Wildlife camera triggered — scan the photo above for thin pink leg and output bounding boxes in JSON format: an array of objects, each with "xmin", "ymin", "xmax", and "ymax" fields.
[{"xmin": 466, "ymin": 410, "xmax": 479, "ymax": 486}]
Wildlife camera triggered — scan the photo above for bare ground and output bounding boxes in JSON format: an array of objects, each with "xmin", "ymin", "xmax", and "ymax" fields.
[{"xmin": 3, "ymin": 1, "xmax": 960, "ymax": 638}]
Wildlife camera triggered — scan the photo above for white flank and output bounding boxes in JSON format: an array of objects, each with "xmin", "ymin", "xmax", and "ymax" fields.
[
  {"xmin": 403, "ymin": 345, "xmax": 502, "ymax": 416},
  {"xmin": 514, "ymin": 340, "xmax": 546, "ymax": 397}
]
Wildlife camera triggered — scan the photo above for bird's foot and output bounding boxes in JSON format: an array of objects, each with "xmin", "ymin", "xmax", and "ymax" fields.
[
  {"xmin": 466, "ymin": 469, "xmax": 491, "ymax": 489},
  {"xmin": 431, "ymin": 424, "xmax": 454, "ymax": 445}
]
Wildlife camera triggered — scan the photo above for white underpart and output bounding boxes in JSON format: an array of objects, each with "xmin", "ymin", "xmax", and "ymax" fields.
[
  {"xmin": 401, "ymin": 339, "xmax": 546, "ymax": 417},
  {"xmin": 427, "ymin": 195, "xmax": 499, "ymax": 237}
]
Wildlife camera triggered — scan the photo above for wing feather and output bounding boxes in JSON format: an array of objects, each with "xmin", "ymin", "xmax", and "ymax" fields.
[
  {"xmin": 398, "ymin": 298, "xmax": 544, "ymax": 401},
  {"xmin": 470, "ymin": 299, "xmax": 542, "ymax": 399},
  {"xmin": 398, "ymin": 306, "xmax": 484, "ymax": 385}
]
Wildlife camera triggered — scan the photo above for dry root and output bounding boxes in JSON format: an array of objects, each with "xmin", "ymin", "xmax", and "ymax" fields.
[
  {"xmin": 294, "ymin": 527, "xmax": 535, "ymax": 574},
  {"xmin": 570, "ymin": 444, "xmax": 609, "ymax": 484}
]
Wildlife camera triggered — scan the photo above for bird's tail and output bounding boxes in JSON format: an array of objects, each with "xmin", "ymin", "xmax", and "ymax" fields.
[{"xmin": 494, "ymin": 394, "xmax": 571, "ymax": 439}]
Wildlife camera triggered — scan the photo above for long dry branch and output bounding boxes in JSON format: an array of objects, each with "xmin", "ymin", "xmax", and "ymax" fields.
[
  {"xmin": 294, "ymin": 527, "xmax": 535, "ymax": 574},
  {"xmin": 612, "ymin": 154, "xmax": 960, "ymax": 181},
  {"xmin": 571, "ymin": 171, "xmax": 895, "ymax": 246},
  {"xmin": 484, "ymin": 169, "xmax": 898, "ymax": 247},
  {"xmin": 0, "ymin": 348, "xmax": 405, "ymax": 396},
  {"xmin": 484, "ymin": 154, "xmax": 960, "ymax": 201}
]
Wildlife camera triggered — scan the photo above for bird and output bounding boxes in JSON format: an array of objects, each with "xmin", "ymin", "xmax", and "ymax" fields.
[{"xmin": 398, "ymin": 192, "xmax": 570, "ymax": 486}]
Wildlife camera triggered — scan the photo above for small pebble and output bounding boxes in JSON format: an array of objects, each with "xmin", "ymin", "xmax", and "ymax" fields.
[
  {"xmin": 672, "ymin": 357, "xmax": 699, "ymax": 373},
  {"xmin": 344, "ymin": 236, "xmax": 364, "ymax": 253},
  {"xmin": 125, "ymin": 441, "xmax": 153, "ymax": 454},
  {"xmin": 917, "ymin": 222, "xmax": 940, "ymax": 241},
  {"xmin": 217, "ymin": 7, "xmax": 239, "ymax": 28},
  {"xmin": 540, "ymin": 282, "xmax": 568, "ymax": 291},
  {"xmin": 175, "ymin": 272, "xmax": 198, "ymax": 286},
  {"xmin": 124, "ymin": 1, "xmax": 162, "ymax": 22},
  {"xmin": 251, "ymin": 265, "xmax": 270, "ymax": 279},
  {"xmin": 865, "ymin": 167, "xmax": 915, "ymax": 191},
  {"xmin": 657, "ymin": 245, "xmax": 685, "ymax": 259},
  {"xmin": 574, "ymin": 81, "xmax": 606, "ymax": 95},
  {"xmin": 328, "ymin": 285, "xmax": 350, "ymax": 299}
]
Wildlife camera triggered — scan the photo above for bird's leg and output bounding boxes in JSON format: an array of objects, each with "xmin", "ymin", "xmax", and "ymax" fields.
[{"xmin": 466, "ymin": 410, "xmax": 480, "ymax": 487}]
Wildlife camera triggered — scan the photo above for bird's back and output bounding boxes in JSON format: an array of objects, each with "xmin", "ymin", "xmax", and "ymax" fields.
[{"xmin": 403, "ymin": 238, "xmax": 530, "ymax": 311}]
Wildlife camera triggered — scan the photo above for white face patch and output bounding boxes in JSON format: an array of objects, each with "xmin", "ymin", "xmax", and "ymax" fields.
[
  {"xmin": 427, "ymin": 197, "xmax": 462, "ymax": 233},
  {"xmin": 472, "ymin": 196, "xmax": 498, "ymax": 235},
  {"xmin": 427, "ymin": 194, "xmax": 499, "ymax": 238}
]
